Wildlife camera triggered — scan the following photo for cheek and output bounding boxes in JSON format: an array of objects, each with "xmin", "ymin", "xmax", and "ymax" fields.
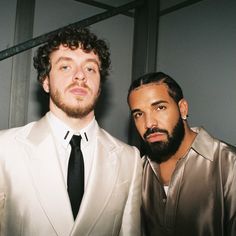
[
  {"xmin": 166, "ymin": 112, "xmax": 181, "ymax": 132},
  {"xmin": 134, "ymin": 120, "xmax": 145, "ymax": 137},
  {"xmin": 54, "ymin": 76, "xmax": 70, "ymax": 89},
  {"xmin": 90, "ymin": 79, "xmax": 100, "ymax": 93},
  {"xmin": 161, "ymin": 109, "xmax": 177, "ymax": 123}
]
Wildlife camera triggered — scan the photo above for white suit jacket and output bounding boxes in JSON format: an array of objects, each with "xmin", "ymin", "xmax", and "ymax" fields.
[{"xmin": 0, "ymin": 116, "xmax": 142, "ymax": 236}]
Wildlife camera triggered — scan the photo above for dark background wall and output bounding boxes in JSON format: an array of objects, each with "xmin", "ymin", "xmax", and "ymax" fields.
[
  {"xmin": 157, "ymin": 0, "xmax": 236, "ymax": 145},
  {"xmin": 0, "ymin": 0, "xmax": 235, "ymax": 146}
]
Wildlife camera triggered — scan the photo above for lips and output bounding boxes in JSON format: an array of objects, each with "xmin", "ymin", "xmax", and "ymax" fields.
[
  {"xmin": 146, "ymin": 132, "xmax": 166, "ymax": 143},
  {"xmin": 69, "ymin": 86, "xmax": 88, "ymax": 96}
]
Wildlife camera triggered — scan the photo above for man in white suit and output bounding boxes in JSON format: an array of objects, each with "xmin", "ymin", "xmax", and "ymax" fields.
[{"xmin": 0, "ymin": 26, "xmax": 142, "ymax": 236}]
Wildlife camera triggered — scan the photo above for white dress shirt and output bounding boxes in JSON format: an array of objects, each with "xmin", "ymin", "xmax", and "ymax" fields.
[{"xmin": 46, "ymin": 111, "xmax": 96, "ymax": 189}]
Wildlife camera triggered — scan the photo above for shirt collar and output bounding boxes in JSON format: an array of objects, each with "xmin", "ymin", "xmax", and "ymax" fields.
[
  {"xmin": 190, "ymin": 127, "xmax": 215, "ymax": 161},
  {"xmin": 46, "ymin": 111, "xmax": 97, "ymax": 148}
]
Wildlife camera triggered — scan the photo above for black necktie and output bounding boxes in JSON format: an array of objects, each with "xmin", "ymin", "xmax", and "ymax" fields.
[{"xmin": 67, "ymin": 135, "xmax": 84, "ymax": 219}]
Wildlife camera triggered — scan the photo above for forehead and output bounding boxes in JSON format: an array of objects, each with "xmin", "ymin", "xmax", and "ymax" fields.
[
  {"xmin": 50, "ymin": 44, "xmax": 100, "ymax": 63},
  {"xmin": 129, "ymin": 83, "xmax": 172, "ymax": 107}
]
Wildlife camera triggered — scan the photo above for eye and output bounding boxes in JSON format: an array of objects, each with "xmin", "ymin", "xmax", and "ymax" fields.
[
  {"xmin": 85, "ymin": 66, "xmax": 95, "ymax": 72},
  {"xmin": 156, "ymin": 105, "xmax": 166, "ymax": 111},
  {"xmin": 133, "ymin": 112, "xmax": 143, "ymax": 119},
  {"xmin": 59, "ymin": 64, "xmax": 71, "ymax": 71},
  {"xmin": 83, "ymin": 63, "xmax": 99, "ymax": 74}
]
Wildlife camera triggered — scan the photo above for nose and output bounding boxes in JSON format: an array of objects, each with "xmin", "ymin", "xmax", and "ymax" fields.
[
  {"xmin": 144, "ymin": 112, "xmax": 157, "ymax": 130},
  {"xmin": 73, "ymin": 67, "xmax": 86, "ymax": 82}
]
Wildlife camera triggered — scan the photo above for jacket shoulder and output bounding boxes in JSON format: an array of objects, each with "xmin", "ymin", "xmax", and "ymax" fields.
[
  {"xmin": 98, "ymin": 128, "xmax": 139, "ymax": 153},
  {"xmin": 0, "ymin": 121, "xmax": 36, "ymax": 144}
]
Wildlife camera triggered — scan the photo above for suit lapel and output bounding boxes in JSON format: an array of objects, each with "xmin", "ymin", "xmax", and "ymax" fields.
[
  {"xmin": 72, "ymin": 128, "xmax": 120, "ymax": 235},
  {"xmin": 20, "ymin": 116, "xmax": 74, "ymax": 236}
]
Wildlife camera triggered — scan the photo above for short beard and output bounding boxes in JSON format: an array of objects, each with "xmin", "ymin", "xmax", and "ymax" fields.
[
  {"xmin": 50, "ymin": 88, "xmax": 100, "ymax": 119},
  {"xmin": 144, "ymin": 116, "xmax": 185, "ymax": 163}
]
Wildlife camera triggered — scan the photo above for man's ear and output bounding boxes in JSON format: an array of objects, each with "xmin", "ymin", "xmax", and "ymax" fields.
[
  {"xmin": 178, "ymin": 98, "xmax": 188, "ymax": 120},
  {"xmin": 42, "ymin": 76, "xmax": 50, "ymax": 93}
]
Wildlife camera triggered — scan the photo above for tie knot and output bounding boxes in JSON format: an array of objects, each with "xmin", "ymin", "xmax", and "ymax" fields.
[{"xmin": 70, "ymin": 135, "xmax": 82, "ymax": 148}]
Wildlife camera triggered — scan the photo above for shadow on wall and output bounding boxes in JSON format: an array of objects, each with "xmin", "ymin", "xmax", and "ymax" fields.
[
  {"xmin": 34, "ymin": 81, "xmax": 111, "ymax": 121},
  {"xmin": 35, "ymin": 86, "xmax": 49, "ymax": 117},
  {"xmin": 95, "ymin": 81, "xmax": 111, "ymax": 122}
]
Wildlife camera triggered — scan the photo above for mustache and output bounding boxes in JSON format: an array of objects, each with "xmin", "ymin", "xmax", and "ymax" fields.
[
  {"xmin": 143, "ymin": 127, "xmax": 168, "ymax": 140},
  {"xmin": 67, "ymin": 82, "xmax": 89, "ymax": 90}
]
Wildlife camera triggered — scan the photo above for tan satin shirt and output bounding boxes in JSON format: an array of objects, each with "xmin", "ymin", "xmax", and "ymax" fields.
[{"xmin": 142, "ymin": 127, "xmax": 236, "ymax": 236}]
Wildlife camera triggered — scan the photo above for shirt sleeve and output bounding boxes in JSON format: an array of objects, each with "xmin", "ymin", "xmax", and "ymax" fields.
[{"xmin": 225, "ymin": 156, "xmax": 236, "ymax": 236}]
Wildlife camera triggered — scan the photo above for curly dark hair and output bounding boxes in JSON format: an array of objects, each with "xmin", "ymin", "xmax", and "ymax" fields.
[{"xmin": 33, "ymin": 26, "xmax": 111, "ymax": 84}]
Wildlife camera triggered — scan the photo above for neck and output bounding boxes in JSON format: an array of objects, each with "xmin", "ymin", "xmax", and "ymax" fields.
[
  {"xmin": 50, "ymin": 107, "xmax": 95, "ymax": 131},
  {"xmin": 174, "ymin": 125, "xmax": 196, "ymax": 160}
]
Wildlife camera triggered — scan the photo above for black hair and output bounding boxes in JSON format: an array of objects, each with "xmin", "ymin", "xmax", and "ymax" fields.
[{"xmin": 127, "ymin": 72, "xmax": 184, "ymax": 104}]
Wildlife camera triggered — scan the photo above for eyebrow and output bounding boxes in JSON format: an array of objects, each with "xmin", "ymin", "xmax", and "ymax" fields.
[
  {"xmin": 85, "ymin": 58, "xmax": 101, "ymax": 68},
  {"xmin": 151, "ymin": 100, "xmax": 168, "ymax": 106},
  {"xmin": 54, "ymin": 56, "xmax": 100, "ymax": 67},
  {"xmin": 131, "ymin": 108, "xmax": 141, "ymax": 115},
  {"xmin": 54, "ymin": 56, "xmax": 72, "ymax": 65}
]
